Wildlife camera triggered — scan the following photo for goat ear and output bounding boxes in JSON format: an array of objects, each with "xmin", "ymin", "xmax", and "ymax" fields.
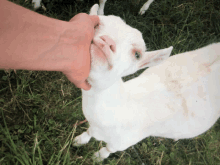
[
  {"xmin": 90, "ymin": 4, "xmax": 99, "ymax": 15},
  {"xmin": 139, "ymin": 46, "xmax": 173, "ymax": 69}
]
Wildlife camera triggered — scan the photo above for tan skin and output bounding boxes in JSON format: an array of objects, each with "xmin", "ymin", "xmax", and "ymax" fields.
[{"xmin": 0, "ymin": 0, "xmax": 99, "ymax": 90}]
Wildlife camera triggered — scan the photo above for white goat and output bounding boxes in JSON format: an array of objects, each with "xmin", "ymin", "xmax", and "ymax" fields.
[
  {"xmin": 32, "ymin": 0, "xmax": 154, "ymax": 15},
  {"xmin": 73, "ymin": 4, "xmax": 220, "ymax": 161}
]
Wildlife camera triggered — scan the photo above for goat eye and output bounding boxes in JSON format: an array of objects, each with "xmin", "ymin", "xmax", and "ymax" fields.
[{"xmin": 135, "ymin": 52, "xmax": 141, "ymax": 59}]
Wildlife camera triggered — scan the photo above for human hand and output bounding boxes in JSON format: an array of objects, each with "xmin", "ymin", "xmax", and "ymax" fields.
[
  {"xmin": 61, "ymin": 13, "xmax": 99, "ymax": 90},
  {"xmin": 0, "ymin": 1, "xmax": 99, "ymax": 90}
]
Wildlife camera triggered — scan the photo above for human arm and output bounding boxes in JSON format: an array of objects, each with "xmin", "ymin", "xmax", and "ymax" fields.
[{"xmin": 0, "ymin": 0, "xmax": 99, "ymax": 90}]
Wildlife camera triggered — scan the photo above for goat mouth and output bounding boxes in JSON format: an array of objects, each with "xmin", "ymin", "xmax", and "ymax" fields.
[
  {"xmin": 90, "ymin": 43, "xmax": 112, "ymax": 70},
  {"xmin": 91, "ymin": 35, "xmax": 116, "ymax": 70}
]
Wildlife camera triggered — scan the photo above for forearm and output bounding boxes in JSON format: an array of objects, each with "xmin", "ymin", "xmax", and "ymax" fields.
[{"xmin": 0, "ymin": 0, "xmax": 70, "ymax": 71}]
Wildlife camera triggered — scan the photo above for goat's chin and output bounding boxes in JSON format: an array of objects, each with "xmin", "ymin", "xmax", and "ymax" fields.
[{"xmin": 90, "ymin": 43, "xmax": 109, "ymax": 69}]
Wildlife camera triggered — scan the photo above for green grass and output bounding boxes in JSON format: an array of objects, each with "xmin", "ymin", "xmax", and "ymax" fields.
[{"xmin": 1, "ymin": 0, "xmax": 220, "ymax": 164}]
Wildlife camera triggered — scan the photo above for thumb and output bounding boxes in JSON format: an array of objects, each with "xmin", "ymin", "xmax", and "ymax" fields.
[
  {"xmin": 75, "ymin": 81, "xmax": 91, "ymax": 91},
  {"xmin": 69, "ymin": 13, "xmax": 99, "ymax": 28},
  {"xmin": 88, "ymin": 15, "xmax": 100, "ymax": 28},
  {"xmin": 65, "ymin": 72, "xmax": 91, "ymax": 90},
  {"xmin": 63, "ymin": 72, "xmax": 91, "ymax": 91}
]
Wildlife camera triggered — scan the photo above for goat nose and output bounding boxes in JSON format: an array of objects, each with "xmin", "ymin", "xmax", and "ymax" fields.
[
  {"xmin": 100, "ymin": 35, "xmax": 116, "ymax": 53},
  {"xmin": 92, "ymin": 35, "xmax": 116, "ymax": 70}
]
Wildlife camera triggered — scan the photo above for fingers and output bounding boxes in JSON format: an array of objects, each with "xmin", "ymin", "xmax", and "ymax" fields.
[
  {"xmin": 88, "ymin": 15, "xmax": 100, "ymax": 28},
  {"xmin": 63, "ymin": 69, "xmax": 91, "ymax": 90},
  {"xmin": 69, "ymin": 13, "xmax": 86, "ymax": 22},
  {"xmin": 69, "ymin": 13, "xmax": 99, "ymax": 27},
  {"xmin": 75, "ymin": 80, "xmax": 91, "ymax": 91},
  {"xmin": 65, "ymin": 72, "xmax": 91, "ymax": 90}
]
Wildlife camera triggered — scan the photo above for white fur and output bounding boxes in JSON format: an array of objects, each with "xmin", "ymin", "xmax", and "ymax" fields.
[
  {"xmin": 139, "ymin": 0, "xmax": 154, "ymax": 15},
  {"xmin": 32, "ymin": 0, "xmax": 41, "ymax": 9},
  {"xmin": 73, "ymin": 4, "xmax": 220, "ymax": 161},
  {"xmin": 32, "ymin": 0, "xmax": 154, "ymax": 15}
]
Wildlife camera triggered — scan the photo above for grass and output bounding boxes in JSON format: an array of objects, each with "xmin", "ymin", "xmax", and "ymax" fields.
[{"xmin": 0, "ymin": 0, "xmax": 220, "ymax": 164}]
